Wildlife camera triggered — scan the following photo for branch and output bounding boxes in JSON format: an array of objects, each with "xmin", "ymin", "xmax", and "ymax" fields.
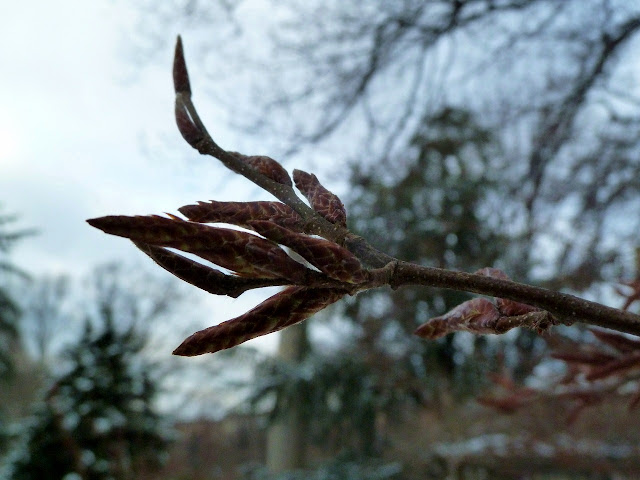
[
  {"xmin": 173, "ymin": 37, "xmax": 345, "ymax": 243},
  {"xmin": 86, "ymin": 36, "xmax": 640, "ymax": 356},
  {"xmin": 392, "ymin": 262, "xmax": 640, "ymax": 336}
]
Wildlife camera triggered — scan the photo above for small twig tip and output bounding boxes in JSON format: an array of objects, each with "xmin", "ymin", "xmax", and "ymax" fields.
[{"xmin": 173, "ymin": 34, "xmax": 191, "ymax": 96}]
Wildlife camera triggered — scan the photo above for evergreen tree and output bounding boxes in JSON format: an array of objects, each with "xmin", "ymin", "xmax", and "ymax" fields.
[
  {"xmin": 0, "ymin": 206, "xmax": 32, "ymax": 452},
  {"xmin": 9, "ymin": 312, "xmax": 169, "ymax": 479},
  {"xmin": 0, "ymin": 207, "xmax": 32, "ymax": 380}
]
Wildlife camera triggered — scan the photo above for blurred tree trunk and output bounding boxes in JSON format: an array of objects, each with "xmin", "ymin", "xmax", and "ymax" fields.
[{"xmin": 266, "ymin": 322, "xmax": 309, "ymax": 473}]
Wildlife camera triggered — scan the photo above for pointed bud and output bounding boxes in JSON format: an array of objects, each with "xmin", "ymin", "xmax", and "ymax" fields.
[
  {"xmin": 178, "ymin": 200, "xmax": 305, "ymax": 232},
  {"xmin": 414, "ymin": 298, "xmax": 500, "ymax": 339},
  {"xmin": 173, "ymin": 287, "xmax": 345, "ymax": 355},
  {"xmin": 133, "ymin": 242, "xmax": 286, "ymax": 298},
  {"xmin": 87, "ymin": 215, "xmax": 310, "ymax": 282},
  {"xmin": 248, "ymin": 220, "xmax": 369, "ymax": 284},
  {"xmin": 293, "ymin": 169, "xmax": 347, "ymax": 227},
  {"xmin": 173, "ymin": 35, "xmax": 191, "ymax": 96}
]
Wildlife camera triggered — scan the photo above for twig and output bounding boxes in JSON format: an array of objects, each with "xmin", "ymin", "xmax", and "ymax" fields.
[
  {"xmin": 171, "ymin": 34, "xmax": 640, "ymax": 338},
  {"xmin": 86, "ymin": 35, "xmax": 640, "ymax": 356},
  {"xmin": 390, "ymin": 262, "xmax": 640, "ymax": 335}
]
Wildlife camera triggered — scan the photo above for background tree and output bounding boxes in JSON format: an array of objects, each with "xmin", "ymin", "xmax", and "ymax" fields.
[
  {"xmin": 7, "ymin": 263, "xmax": 174, "ymax": 480},
  {"xmin": 0, "ymin": 206, "xmax": 32, "ymax": 452},
  {"xmin": 0, "ymin": 207, "xmax": 32, "ymax": 379},
  {"xmin": 344, "ymin": 106, "xmax": 511, "ymax": 394},
  {"xmin": 9, "ymin": 317, "xmax": 168, "ymax": 480},
  {"xmin": 19, "ymin": 275, "xmax": 70, "ymax": 364},
  {"xmin": 263, "ymin": 323, "xmax": 310, "ymax": 473}
]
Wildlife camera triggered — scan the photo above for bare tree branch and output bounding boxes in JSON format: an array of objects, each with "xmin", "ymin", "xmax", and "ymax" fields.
[{"xmin": 88, "ymin": 36, "xmax": 640, "ymax": 356}]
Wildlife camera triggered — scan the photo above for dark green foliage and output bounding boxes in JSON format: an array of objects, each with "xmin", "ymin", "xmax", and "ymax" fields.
[
  {"xmin": 0, "ymin": 208, "xmax": 32, "ymax": 380},
  {"xmin": 351, "ymin": 107, "xmax": 505, "ymax": 278},
  {"xmin": 6, "ymin": 403, "xmax": 76, "ymax": 479},
  {"xmin": 9, "ymin": 316, "xmax": 169, "ymax": 479},
  {"xmin": 0, "ymin": 207, "xmax": 32, "ymax": 452}
]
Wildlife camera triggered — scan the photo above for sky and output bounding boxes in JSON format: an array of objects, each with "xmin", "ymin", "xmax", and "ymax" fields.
[{"xmin": 0, "ymin": 0, "xmax": 287, "ymax": 354}]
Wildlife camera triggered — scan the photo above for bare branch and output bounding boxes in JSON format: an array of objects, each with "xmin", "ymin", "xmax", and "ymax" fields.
[{"xmin": 87, "ymin": 35, "xmax": 640, "ymax": 357}]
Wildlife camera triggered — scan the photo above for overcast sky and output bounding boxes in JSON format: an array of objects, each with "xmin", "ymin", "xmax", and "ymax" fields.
[{"xmin": 0, "ymin": 0, "xmax": 292, "ymax": 354}]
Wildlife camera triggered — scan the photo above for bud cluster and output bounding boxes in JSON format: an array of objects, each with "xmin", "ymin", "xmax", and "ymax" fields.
[
  {"xmin": 87, "ymin": 35, "xmax": 640, "ymax": 375},
  {"xmin": 88, "ymin": 167, "xmax": 365, "ymax": 355},
  {"xmin": 87, "ymin": 36, "xmax": 376, "ymax": 355}
]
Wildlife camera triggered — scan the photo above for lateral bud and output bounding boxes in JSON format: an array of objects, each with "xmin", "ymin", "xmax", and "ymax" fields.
[
  {"xmin": 293, "ymin": 169, "xmax": 347, "ymax": 227},
  {"xmin": 231, "ymin": 152, "xmax": 293, "ymax": 186}
]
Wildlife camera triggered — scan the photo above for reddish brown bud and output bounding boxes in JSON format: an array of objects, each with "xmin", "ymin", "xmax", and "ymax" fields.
[
  {"xmin": 133, "ymin": 242, "xmax": 286, "ymax": 298},
  {"xmin": 231, "ymin": 152, "xmax": 292, "ymax": 186},
  {"xmin": 173, "ymin": 287, "xmax": 345, "ymax": 355},
  {"xmin": 178, "ymin": 201, "xmax": 305, "ymax": 232},
  {"xmin": 496, "ymin": 297, "xmax": 540, "ymax": 317},
  {"xmin": 87, "ymin": 215, "xmax": 310, "ymax": 283},
  {"xmin": 293, "ymin": 169, "xmax": 347, "ymax": 227},
  {"xmin": 415, "ymin": 298, "xmax": 501, "ymax": 339},
  {"xmin": 248, "ymin": 220, "xmax": 369, "ymax": 284},
  {"xmin": 173, "ymin": 35, "xmax": 191, "ymax": 96}
]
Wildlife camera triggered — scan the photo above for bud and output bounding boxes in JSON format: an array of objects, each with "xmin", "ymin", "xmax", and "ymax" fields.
[
  {"xmin": 178, "ymin": 200, "xmax": 305, "ymax": 232},
  {"xmin": 173, "ymin": 35, "xmax": 192, "ymax": 96},
  {"xmin": 87, "ymin": 215, "xmax": 310, "ymax": 282},
  {"xmin": 414, "ymin": 298, "xmax": 500, "ymax": 339},
  {"xmin": 134, "ymin": 242, "xmax": 285, "ymax": 298},
  {"xmin": 248, "ymin": 220, "xmax": 369, "ymax": 284},
  {"xmin": 231, "ymin": 152, "xmax": 292, "ymax": 186},
  {"xmin": 293, "ymin": 169, "xmax": 347, "ymax": 227},
  {"xmin": 173, "ymin": 287, "xmax": 345, "ymax": 355},
  {"xmin": 175, "ymin": 101, "xmax": 203, "ymax": 147}
]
